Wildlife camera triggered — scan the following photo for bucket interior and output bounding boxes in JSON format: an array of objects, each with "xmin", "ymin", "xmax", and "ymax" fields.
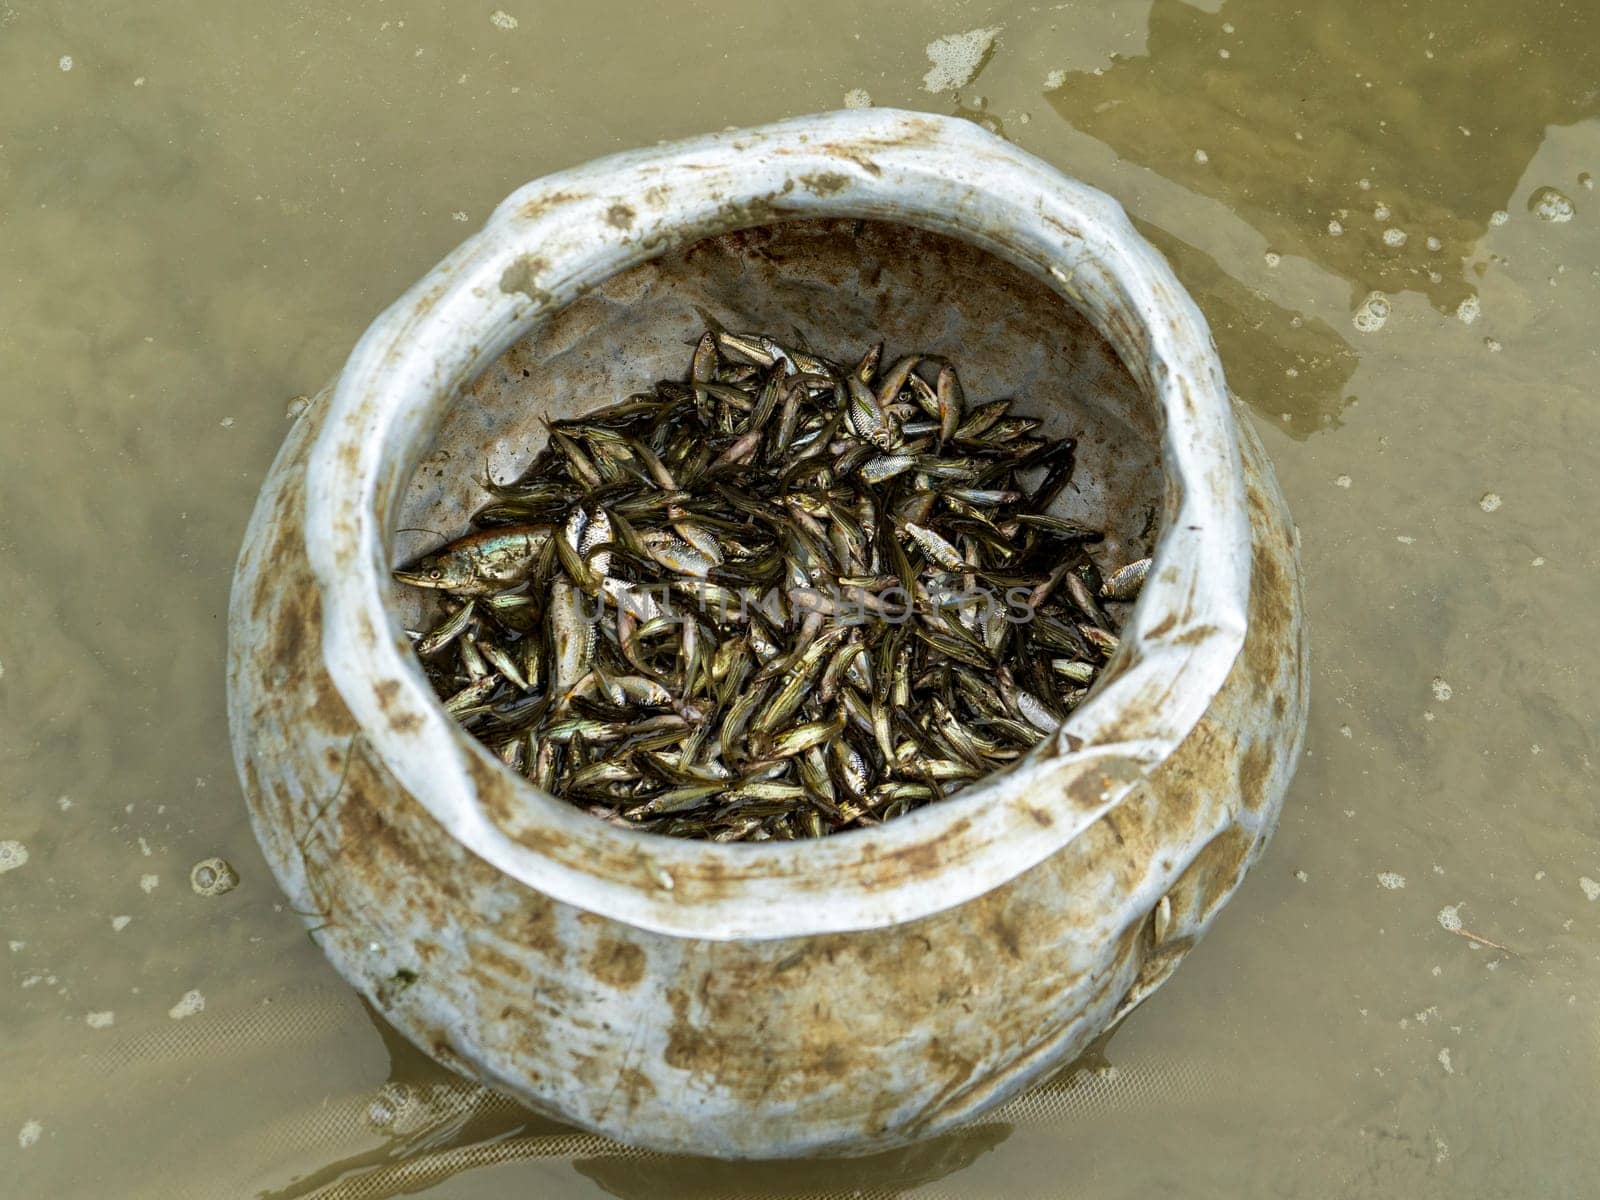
[{"xmin": 389, "ymin": 217, "xmax": 1164, "ymax": 639}]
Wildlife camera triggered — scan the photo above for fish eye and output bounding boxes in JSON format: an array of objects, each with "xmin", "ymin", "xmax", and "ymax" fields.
[{"xmin": 429, "ymin": 569, "xmax": 442, "ymax": 580}]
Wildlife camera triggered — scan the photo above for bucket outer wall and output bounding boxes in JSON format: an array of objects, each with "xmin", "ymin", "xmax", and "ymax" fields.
[{"xmin": 227, "ymin": 111, "xmax": 1307, "ymax": 1159}]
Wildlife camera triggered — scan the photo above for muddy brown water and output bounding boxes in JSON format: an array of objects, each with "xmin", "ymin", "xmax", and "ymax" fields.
[{"xmin": 3, "ymin": 1, "xmax": 1597, "ymax": 1196}]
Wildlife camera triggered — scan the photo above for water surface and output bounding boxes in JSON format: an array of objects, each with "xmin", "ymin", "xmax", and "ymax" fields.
[{"xmin": 3, "ymin": 0, "xmax": 1597, "ymax": 1195}]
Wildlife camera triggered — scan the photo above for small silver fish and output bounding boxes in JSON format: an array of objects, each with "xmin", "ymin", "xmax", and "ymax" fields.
[{"xmin": 1101, "ymin": 557, "xmax": 1152, "ymax": 602}]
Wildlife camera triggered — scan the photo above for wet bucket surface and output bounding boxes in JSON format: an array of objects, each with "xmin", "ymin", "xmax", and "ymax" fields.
[{"xmin": 227, "ymin": 109, "xmax": 1307, "ymax": 1157}]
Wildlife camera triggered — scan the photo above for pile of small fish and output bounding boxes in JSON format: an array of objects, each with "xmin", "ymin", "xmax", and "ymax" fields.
[{"xmin": 394, "ymin": 324, "xmax": 1149, "ymax": 841}]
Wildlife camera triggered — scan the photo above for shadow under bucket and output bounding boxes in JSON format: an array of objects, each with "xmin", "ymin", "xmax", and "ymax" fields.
[{"xmin": 227, "ymin": 108, "xmax": 1308, "ymax": 1158}]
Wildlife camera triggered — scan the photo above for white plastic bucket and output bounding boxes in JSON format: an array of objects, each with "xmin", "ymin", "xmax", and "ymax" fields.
[{"xmin": 228, "ymin": 109, "xmax": 1307, "ymax": 1157}]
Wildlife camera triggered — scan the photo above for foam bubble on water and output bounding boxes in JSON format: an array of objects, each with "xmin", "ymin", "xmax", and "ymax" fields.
[
  {"xmin": 1456, "ymin": 295, "xmax": 1480, "ymax": 324},
  {"xmin": 488, "ymin": 10, "xmax": 517, "ymax": 30},
  {"xmin": 111, "ymin": 915, "xmax": 131, "ymax": 931},
  {"xmin": 139, "ymin": 873, "xmax": 159, "ymax": 893},
  {"xmin": 1438, "ymin": 1048, "xmax": 1454, "ymax": 1075},
  {"xmin": 1358, "ymin": 178, "xmax": 1372, "ymax": 190},
  {"xmin": 1489, "ymin": 209, "xmax": 1508, "ymax": 226},
  {"xmin": 1043, "ymin": 68, "xmax": 1067, "ymax": 90},
  {"xmin": 1438, "ymin": 904, "xmax": 1462, "ymax": 932},
  {"xmin": 1352, "ymin": 292, "xmax": 1389, "ymax": 333},
  {"xmin": 1193, "ymin": 148, "xmax": 1209, "ymax": 165},
  {"xmin": 1373, "ymin": 202, "xmax": 1392, "ymax": 221},
  {"xmin": 0, "ymin": 840, "xmax": 28, "ymax": 874},
  {"xmin": 168, "ymin": 989, "xmax": 206, "ymax": 1020},
  {"xmin": 1334, "ymin": 474, "xmax": 1352, "ymax": 488},
  {"xmin": 1264, "ymin": 250, "xmax": 1281, "ymax": 267},
  {"xmin": 58, "ymin": 55, "xmax": 72, "ymax": 72},
  {"xmin": 1425, "ymin": 235, "xmax": 1442, "ymax": 251},
  {"xmin": 1528, "ymin": 186, "xmax": 1574, "ymax": 222},
  {"xmin": 1328, "ymin": 219, "xmax": 1343, "ymax": 236},
  {"xmin": 1580, "ymin": 877, "xmax": 1600, "ymax": 901},
  {"xmin": 1218, "ymin": 48, "xmax": 1231, "ymax": 59},
  {"xmin": 1430, "ymin": 677, "xmax": 1453, "ymax": 701},
  {"xmin": 1382, "ymin": 227, "xmax": 1407, "ymax": 247},
  {"xmin": 842, "ymin": 88, "xmax": 873, "ymax": 109},
  {"xmin": 190, "ymin": 856, "xmax": 238, "ymax": 897},
  {"xmin": 921, "ymin": 27, "xmax": 1001, "ymax": 93},
  {"xmin": 1478, "ymin": 490, "xmax": 1502, "ymax": 513},
  {"xmin": 1378, "ymin": 872, "xmax": 1407, "ymax": 889},
  {"xmin": 18, "ymin": 1120, "xmax": 42, "ymax": 1149},
  {"xmin": 86, "ymin": 1011, "xmax": 114, "ymax": 1029}
]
